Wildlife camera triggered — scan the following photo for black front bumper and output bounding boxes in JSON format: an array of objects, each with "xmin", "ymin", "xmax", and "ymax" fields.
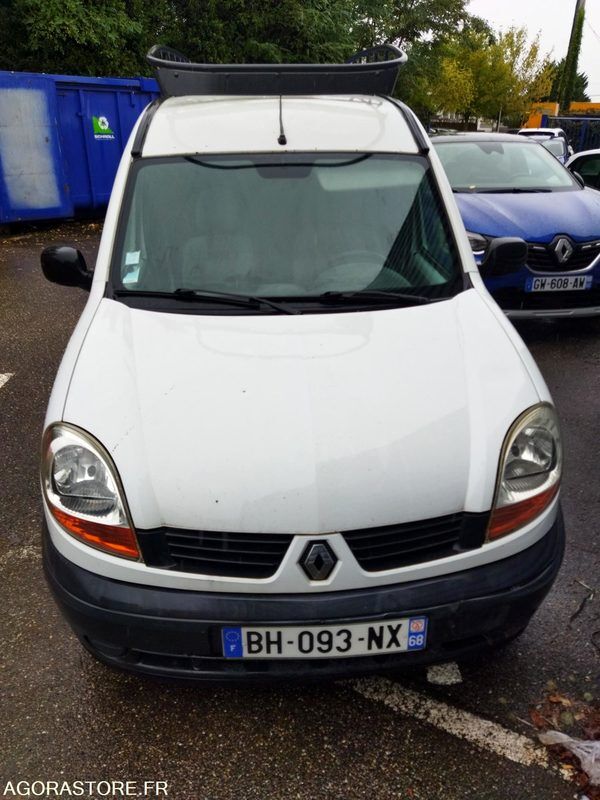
[
  {"xmin": 493, "ymin": 285, "xmax": 600, "ymax": 314},
  {"xmin": 43, "ymin": 510, "xmax": 565, "ymax": 682}
]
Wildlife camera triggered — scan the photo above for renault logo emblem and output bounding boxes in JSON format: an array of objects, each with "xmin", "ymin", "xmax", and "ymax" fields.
[
  {"xmin": 553, "ymin": 237, "xmax": 574, "ymax": 264},
  {"xmin": 300, "ymin": 541, "xmax": 337, "ymax": 581}
]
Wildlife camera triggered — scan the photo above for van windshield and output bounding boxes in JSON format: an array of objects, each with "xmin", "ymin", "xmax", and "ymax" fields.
[{"xmin": 112, "ymin": 153, "xmax": 463, "ymax": 309}]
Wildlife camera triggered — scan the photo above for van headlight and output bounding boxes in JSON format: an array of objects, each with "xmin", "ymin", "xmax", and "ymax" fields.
[
  {"xmin": 488, "ymin": 403, "xmax": 562, "ymax": 540},
  {"xmin": 41, "ymin": 423, "xmax": 140, "ymax": 559}
]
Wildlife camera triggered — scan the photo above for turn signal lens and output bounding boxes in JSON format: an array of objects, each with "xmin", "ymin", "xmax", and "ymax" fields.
[
  {"xmin": 49, "ymin": 506, "xmax": 140, "ymax": 559},
  {"xmin": 488, "ymin": 483, "xmax": 559, "ymax": 540}
]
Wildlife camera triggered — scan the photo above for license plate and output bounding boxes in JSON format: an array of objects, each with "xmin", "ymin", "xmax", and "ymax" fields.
[
  {"xmin": 221, "ymin": 616, "xmax": 428, "ymax": 659},
  {"xmin": 525, "ymin": 275, "xmax": 593, "ymax": 292}
]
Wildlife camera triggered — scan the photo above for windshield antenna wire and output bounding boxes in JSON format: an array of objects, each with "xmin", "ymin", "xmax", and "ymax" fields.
[{"xmin": 278, "ymin": 95, "xmax": 287, "ymax": 146}]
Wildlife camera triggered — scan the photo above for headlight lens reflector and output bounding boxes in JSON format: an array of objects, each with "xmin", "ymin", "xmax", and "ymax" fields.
[
  {"xmin": 488, "ymin": 404, "xmax": 562, "ymax": 540},
  {"xmin": 51, "ymin": 445, "xmax": 120, "ymax": 516},
  {"xmin": 42, "ymin": 424, "xmax": 139, "ymax": 559},
  {"xmin": 466, "ymin": 231, "xmax": 489, "ymax": 255}
]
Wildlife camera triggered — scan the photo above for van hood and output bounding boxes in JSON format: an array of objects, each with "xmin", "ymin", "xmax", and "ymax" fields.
[
  {"xmin": 454, "ymin": 188, "xmax": 600, "ymax": 242},
  {"xmin": 63, "ymin": 293, "xmax": 540, "ymax": 533}
]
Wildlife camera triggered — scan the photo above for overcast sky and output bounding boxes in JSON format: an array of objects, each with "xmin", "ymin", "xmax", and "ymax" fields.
[{"xmin": 467, "ymin": 0, "xmax": 600, "ymax": 101}]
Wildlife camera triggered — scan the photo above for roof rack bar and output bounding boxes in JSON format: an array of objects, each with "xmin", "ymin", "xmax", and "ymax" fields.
[{"xmin": 147, "ymin": 44, "xmax": 407, "ymax": 98}]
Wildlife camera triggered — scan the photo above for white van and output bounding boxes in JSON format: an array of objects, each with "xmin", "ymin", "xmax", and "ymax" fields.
[{"xmin": 40, "ymin": 46, "xmax": 564, "ymax": 680}]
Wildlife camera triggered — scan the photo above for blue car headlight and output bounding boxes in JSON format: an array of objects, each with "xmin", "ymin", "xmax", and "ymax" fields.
[{"xmin": 466, "ymin": 231, "xmax": 490, "ymax": 257}]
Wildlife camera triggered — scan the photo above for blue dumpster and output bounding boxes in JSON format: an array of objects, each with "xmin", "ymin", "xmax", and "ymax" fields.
[
  {"xmin": 0, "ymin": 71, "xmax": 158, "ymax": 224},
  {"xmin": 540, "ymin": 114, "xmax": 600, "ymax": 154}
]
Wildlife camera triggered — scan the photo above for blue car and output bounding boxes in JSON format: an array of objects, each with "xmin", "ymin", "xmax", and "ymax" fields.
[{"xmin": 433, "ymin": 133, "xmax": 600, "ymax": 318}]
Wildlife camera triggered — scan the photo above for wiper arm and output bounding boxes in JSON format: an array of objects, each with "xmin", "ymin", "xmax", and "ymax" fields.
[
  {"xmin": 475, "ymin": 188, "xmax": 553, "ymax": 194},
  {"xmin": 318, "ymin": 290, "xmax": 434, "ymax": 306},
  {"xmin": 114, "ymin": 288, "xmax": 299, "ymax": 314},
  {"xmin": 174, "ymin": 288, "xmax": 300, "ymax": 314},
  {"xmin": 453, "ymin": 187, "xmax": 552, "ymax": 194}
]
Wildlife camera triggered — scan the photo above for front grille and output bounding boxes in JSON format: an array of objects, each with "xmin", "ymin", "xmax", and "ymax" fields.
[
  {"xmin": 494, "ymin": 286, "xmax": 600, "ymax": 312},
  {"xmin": 343, "ymin": 513, "xmax": 486, "ymax": 572},
  {"xmin": 139, "ymin": 528, "xmax": 293, "ymax": 579},
  {"xmin": 527, "ymin": 240, "xmax": 600, "ymax": 272},
  {"xmin": 138, "ymin": 512, "xmax": 488, "ymax": 579}
]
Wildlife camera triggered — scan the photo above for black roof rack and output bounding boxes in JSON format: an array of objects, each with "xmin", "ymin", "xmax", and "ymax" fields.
[{"xmin": 147, "ymin": 44, "xmax": 407, "ymax": 98}]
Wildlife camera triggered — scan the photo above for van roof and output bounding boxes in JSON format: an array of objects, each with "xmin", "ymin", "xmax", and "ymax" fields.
[{"xmin": 141, "ymin": 94, "xmax": 420, "ymax": 157}]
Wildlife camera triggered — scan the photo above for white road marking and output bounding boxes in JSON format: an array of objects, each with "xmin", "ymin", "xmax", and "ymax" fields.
[
  {"xmin": 0, "ymin": 372, "xmax": 13, "ymax": 390},
  {"xmin": 427, "ymin": 661, "xmax": 463, "ymax": 685},
  {"xmin": 353, "ymin": 677, "xmax": 556, "ymax": 772}
]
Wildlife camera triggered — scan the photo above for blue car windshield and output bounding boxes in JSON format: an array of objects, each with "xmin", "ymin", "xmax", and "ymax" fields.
[{"xmin": 435, "ymin": 141, "xmax": 578, "ymax": 193}]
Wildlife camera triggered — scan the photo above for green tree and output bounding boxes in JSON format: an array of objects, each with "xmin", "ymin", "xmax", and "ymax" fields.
[
  {"xmin": 0, "ymin": 0, "xmax": 145, "ymax": 75},
  {"xmin": 433, "ymin": 19, "xmax": 511, "ymax": 122},
  {"xmin": 419, "ymin": 23, "xmax": 553, "ymax": 126},
  {"xmin": 559, "ymin": 0, "xmax": 585, "ymax": 111},
  {"xmin": 161, "ymin": 0, "xmax": 357, "ymax": 64},
  {"xmin": 436, "ymin": 56, "xmax": 474, "ymax": 116},
  {"xmin": 498, "ymin": 28, "xmax": 555, "ymax": 120},
  {"xmin": 0, "ymin": 0, "xmax": 361, "ymax": 75},
  {"xmin": 545, "ymin": 58, "xmax": 590, "ymax": 103},
  {"xmin": 390, "ymin": 5, "xmax": 477, "ymax": 120},
  {"xmin": 394, "ymin": 39, "xmax": 446, "ymax": 120},
  {"xmin": 354, "ymin": 0, "xmax": 468, "ymax": 48}
]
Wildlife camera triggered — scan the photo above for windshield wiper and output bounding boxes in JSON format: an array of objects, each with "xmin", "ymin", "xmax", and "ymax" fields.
[
  {"xmin": 318, "ymin": 290, "xmax": 434, "ymax": 306},
  {"xmin": 455, "ymin": 187, "xmax": 553, "ymax": 194},
  {"xmin": 479, "ymin": 188, "xmax": 553, "ymax": 194},
  {"xmin": 174, "ymin": 288, "xmax": 300, "ymax": 314},
  {"xmin": 114, "ymin": 288, "xmax": 299, "ymax": 314}
]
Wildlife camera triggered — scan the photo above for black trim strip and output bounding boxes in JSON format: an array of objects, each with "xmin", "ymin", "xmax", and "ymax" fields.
[{"xmin": 131, "ymin": 98, "xmax": 162, "ymax": 158}]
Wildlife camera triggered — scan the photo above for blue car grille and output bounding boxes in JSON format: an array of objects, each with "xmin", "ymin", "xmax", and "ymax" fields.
[{"xmin": 527, "ymin": 240, "xmax": 600, "ymax": 272}]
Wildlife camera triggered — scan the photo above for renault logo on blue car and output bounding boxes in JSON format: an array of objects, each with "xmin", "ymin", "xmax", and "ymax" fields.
[{"xmin": 553, "ymin": 237, "xmax": 574, "ymax": 264}]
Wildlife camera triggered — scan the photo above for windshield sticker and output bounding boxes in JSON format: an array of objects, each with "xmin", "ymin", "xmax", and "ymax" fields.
[
  {"xmin": 125, "ymin": 250, "xmax": 141, "ymax": 266},
  {"xmin": 123, "ymin": 267, "xmax": 140, "ymax": 285},
  {"xmin": 92, "ymin": 115, "xmax": 115, "ymax": 140}
]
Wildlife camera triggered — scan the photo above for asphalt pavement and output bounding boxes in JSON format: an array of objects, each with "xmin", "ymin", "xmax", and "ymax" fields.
[{"xmin": 1, "ymin": 222, "xmax": 598, "ymax": 800}]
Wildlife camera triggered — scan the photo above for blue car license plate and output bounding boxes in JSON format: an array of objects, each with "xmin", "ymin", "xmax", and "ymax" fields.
[{"xmin": 525, "ymin": 275, "xmax": 593, "ymax": 292}]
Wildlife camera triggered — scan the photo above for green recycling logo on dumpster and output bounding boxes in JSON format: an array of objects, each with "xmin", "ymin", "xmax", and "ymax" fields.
[{"xmin": 92, "ymin": 115, "xmax": 115, "ymax": 140}]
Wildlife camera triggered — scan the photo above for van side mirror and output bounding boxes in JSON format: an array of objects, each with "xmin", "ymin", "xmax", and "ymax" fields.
[
  {"xmin": 41, "ymin": 246, "xmax": 93, "ymax": 290},
  {"xmin": 480, "ymin": 237, "xmax": 527, "ymax": 278}
]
